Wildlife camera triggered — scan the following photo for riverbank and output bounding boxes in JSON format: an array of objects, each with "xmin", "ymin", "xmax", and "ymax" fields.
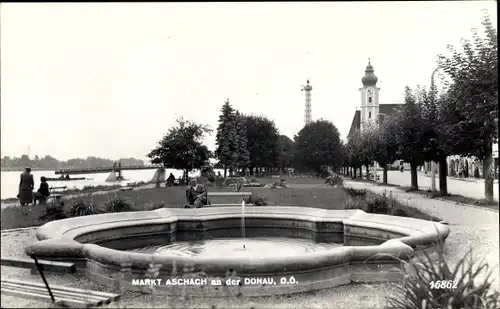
[{"xmin": 1, "ymin": 182, "xmax": 149, "ymax": 206}]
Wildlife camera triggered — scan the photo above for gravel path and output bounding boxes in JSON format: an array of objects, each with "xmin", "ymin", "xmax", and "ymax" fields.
[
  {"xmin": 344, "ymin": 180, "xmax": 500, "ymax": 291},
  {"xmin": 381, "ymin": 171, "xmax": 499, "ymax": 201}
]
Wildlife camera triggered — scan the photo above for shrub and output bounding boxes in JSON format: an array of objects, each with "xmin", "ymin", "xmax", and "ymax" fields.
[
  {"xmin": 345, "ymin": 188, "xmax": 367, "ymax": 198},
  {"xmin": 366, "ymin": 192, "xmax": 392, "ymax": 214},
  {"xmin": 344, "ymin": 196, "xmax": 366, "ymax": 210},
  {"xmin": 244, "ymin": 194, "xmax": 268, "ymax": 206},
  {"xmin": 39, "ymin": 203, "xmax": 67, "ymax": 221},
  {"xmin": 326, "ymin": 174, "xmax": 344, "ymax": 187},
  {"xmin": 265, "ymin": 176, "xmax": 287, "ymax": 188},
  {"xmin": 343, "ymin": 189, "xmax": 440, "ymax": 222},
  {"xmin": 143, "ymin": 202, "xmax": 166, "ymax": 211},
  {"xmin": 388, "ymin": 246, "xmax": 500, "ymax": 309},
  {"xmin": 38, "ymin": 197, "xmax": 136, "ymax": 222},
  {"xmin": 103, "ymin": 198, "xmax": 134, "ymax": 213},
  {"xmin": 63, "ymin": 198, "xmax": 105, "ymax": 217}
]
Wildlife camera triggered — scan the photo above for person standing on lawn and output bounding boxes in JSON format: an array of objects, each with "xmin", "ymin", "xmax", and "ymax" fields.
[{"xmin": 18, "ymin": 167, "xmax": 34, "ymax": 206}]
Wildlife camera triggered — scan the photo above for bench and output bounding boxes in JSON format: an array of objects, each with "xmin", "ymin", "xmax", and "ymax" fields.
[
  {"xmin": 1, "ymin": 255, "xmax": 120, "ymax": 308},
  {"xmin": 207, "ymin": 191, "xmax": 253, "ymax": 206},
  {"xmin": 48, "ymin": 186, "xmax": 67, "ymax": 204},
  {"xmin": 1, "ymin": 278, "xmax": 120, "ymax": 308},
  {"xmin": 1, "ymin": 257, "xmax": 76, "ymax": 274}
]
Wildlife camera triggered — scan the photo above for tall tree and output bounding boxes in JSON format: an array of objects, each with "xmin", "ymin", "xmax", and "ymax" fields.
[
  {"xmin": 234, "ymin": 111, "xmax": 250, "ymax": 173},
  {"xmin": 147, "ymin": 118, "xmax": 212, "ymax": 183},
  {"xmin": 392, "ymin": 87, "xmax": 427, "ymax": 190},
  {"xmin": 276, "ymin": 134, "xmax": 296, "ymax": 173},
  {"xmin": 294, "ymin": 120, "xmax": 344, "ymax": 176},
  {"xmin": 358, "ymin": 122, "xmax": 379, "ymax": 180},
  {"xmin": 215, "ymin": 99, "xmax": 238, "ymax": 178},
  {"xmin": 374, "ymin": 115, "xmax": 399, "ymax": 184},
  {"xmin": 346, "ymin": 130, "xmax": 364, "ymax": 179},
  {"xmin": 417, "ymin": 83, "xmax": 454, "ymax": 196},
  {"xmin": 438, "ymin": 11, "xmax": 498, "ymax": 202},
  {"xmin": 243, "ymin": 115, "xmax": 280, "ymax": 176}
]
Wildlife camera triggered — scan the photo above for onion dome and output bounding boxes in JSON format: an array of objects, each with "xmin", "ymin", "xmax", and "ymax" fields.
[{"xmin": 362, "ymin": 59, "xmax": 378, "ymax": 87}]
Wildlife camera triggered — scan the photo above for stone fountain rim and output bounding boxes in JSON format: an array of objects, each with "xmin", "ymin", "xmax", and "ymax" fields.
[{"xmin": 26, "ymin": 206, "xmax": 450, "ymax": 268}]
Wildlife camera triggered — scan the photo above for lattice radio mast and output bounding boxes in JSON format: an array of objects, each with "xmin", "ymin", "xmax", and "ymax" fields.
[{"xmin": 301, "ymin": 79, "xmax": 313, "ymax": 126}]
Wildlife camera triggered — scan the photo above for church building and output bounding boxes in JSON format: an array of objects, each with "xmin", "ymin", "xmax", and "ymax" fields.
[
  {"xmin": 348, "ymin": 60, "xmax": 403, "ymax": 138},
  {"xmin": 348, "ymin": 60, "xmax": 498, "ymax": 178}
]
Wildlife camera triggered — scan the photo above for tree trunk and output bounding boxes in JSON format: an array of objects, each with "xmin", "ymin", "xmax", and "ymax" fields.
[
  {"xmin": 365, "ymin": 165, "xmax": 370, "ymax": 180},
  {"xmin": 438, "ymin": 156, "xmax": 448, "ymax": 196},
  {"xmin": 184, "ymin": 169, "xmax": 189, "ymax": 185},
  {"xmin": 410, "ymin": 163, "xmax": 418, "ymax": 190},
  {"xmin": 223, "ymin": 165, "xmax": 227, "ymax": 179},
  {"xmin": 383, "ymin": 165, "xmax": 388, "ymax": 184},
  {"xmin": 483, "ymin": 144, "xmax": 494, "ymax": 203},
  {"xmin": 352, "ymin": 167, "xmax": 356, "ymax": 179}
]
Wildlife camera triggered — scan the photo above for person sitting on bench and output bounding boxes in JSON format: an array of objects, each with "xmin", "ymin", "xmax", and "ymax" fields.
[
  {"xmin": 185, "ymin": 178, "xmax": 208, "ymax": 208},
  {"xmin": 33, "ymin": 177, "xmax": 50, "ymax": 205},
  {"xmin": 166, "ymin": 173, "xmax": 175, "ymax": 187}
]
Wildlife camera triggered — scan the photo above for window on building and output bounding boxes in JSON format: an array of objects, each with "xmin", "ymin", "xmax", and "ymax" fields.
[
  {"xmin": 368, "ymin": 97, "xmax": 372, "ymax": 103},
  {"xmin": 369, "ymin": 111, "xmax": 371, "ymax": 119}
]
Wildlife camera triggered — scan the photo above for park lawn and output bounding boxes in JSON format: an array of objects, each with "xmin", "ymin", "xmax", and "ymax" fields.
[{"xmin": 1, "ymin": 180, "xmax": 348, "ymax": 230}]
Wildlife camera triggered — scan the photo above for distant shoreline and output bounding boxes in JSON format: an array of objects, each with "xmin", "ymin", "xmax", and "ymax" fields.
[{"xmin": 1, "ymin": 168, "xmax": 56, "ymax": 172}]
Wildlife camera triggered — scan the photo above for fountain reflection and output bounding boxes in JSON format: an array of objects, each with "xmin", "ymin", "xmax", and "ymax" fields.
[{"xmin": 132, "ymin": 237, "xmax": 342, "ymax": 259}]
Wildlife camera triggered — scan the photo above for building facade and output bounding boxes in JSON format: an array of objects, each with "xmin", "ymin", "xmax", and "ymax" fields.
[
  {"xmin": 349, "ymin": 61, "xmax": 499, "ymax": 178},
  {"xmin": 349, "ymin": 61, "xmax": 404, "ymax": 135},
  {"xmin": 348, "ymin": 61, "xmax": 408, "ymax": 170}
]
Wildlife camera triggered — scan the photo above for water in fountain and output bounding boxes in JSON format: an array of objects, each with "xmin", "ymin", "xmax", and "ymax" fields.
[
  {"xmin": 133, "ymin": 238, "xmax": 342, "ymax": 259},
  {"xmin": 128, "ymin": 194, "xmax": 344, "ymax": 259}
]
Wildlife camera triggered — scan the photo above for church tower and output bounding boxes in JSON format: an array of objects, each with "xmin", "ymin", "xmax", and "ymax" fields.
[{"xmin": 359, "ymin": 59, "xmax": 380, "ymax": 130}]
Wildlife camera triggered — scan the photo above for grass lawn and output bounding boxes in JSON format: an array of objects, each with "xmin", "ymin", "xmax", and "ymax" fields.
[{"xmin": 1, "ymin": 177, "xmax": 347, "ymax": 230}]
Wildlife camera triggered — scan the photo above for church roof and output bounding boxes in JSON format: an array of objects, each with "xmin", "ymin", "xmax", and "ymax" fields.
[
  {"xmin": 362, "ymin": 60, "xmax": 378, "ymax": 87},
  {"xmin": 379, "ymin": 103, "xmax": 403, "ymax": 116},
  {"xmin": 348, "ymin": 110, "xmax": 361, "ymax": 138},
  {"xmin": 348, "ymin": 103, "xmax": 404, "ymax": 138}
]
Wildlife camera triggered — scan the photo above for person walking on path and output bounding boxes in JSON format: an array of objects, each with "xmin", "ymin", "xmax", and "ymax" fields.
[{"xmin": 18, "ymin": 167, "xmax": 34, "ymax": 206}]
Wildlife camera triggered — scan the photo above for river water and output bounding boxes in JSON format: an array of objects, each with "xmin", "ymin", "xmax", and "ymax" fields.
[{"xmin": 1, "ymin": 169, "xmax": 218, "ymax": 200}]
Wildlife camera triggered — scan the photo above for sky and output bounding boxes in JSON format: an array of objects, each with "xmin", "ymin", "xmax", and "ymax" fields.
[{"xmin": 1, "ymin": 1, "xmax": 497, "ymax": 162}]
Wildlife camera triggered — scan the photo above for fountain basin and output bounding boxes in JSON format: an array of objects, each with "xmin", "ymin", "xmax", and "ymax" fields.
[{"xmin": 25, "ymin": 207, "xmax": 449, "ymax": 297}]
